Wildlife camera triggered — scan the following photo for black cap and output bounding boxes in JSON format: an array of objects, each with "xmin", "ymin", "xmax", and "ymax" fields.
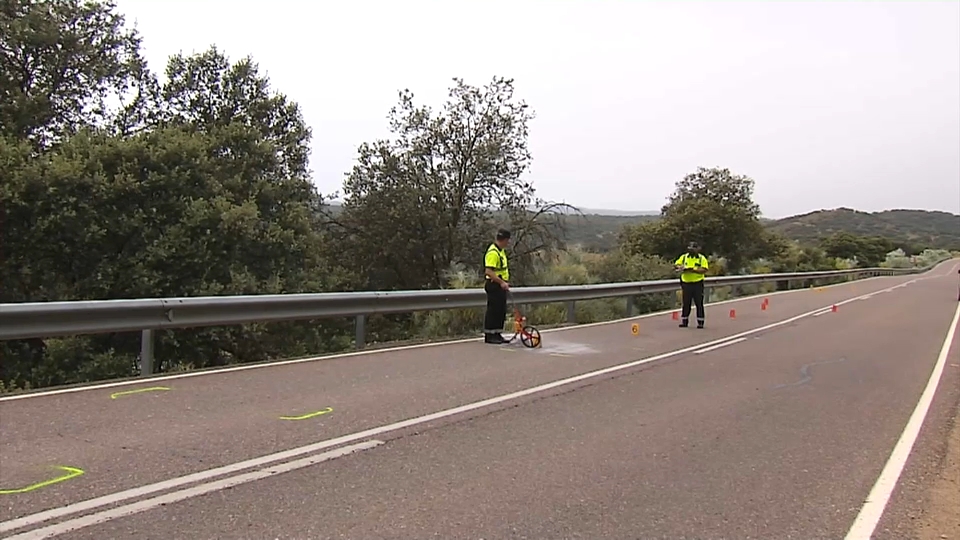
[
  {"xmin": 496, "ymin": 229, "xmax": 511, "ymax": 240},
  {"xmin": 687, "ymin": 241, "xmax": 700, "ymax": 250}
]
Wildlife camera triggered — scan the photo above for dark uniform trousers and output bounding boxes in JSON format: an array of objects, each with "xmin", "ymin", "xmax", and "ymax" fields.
[
  {"xmin": 484, "ymin": 279, "xmax": 507, "ymax": 334},
  {"xmin": 680, "ymin": 280, "xmax": 705, "ymax": 325}
]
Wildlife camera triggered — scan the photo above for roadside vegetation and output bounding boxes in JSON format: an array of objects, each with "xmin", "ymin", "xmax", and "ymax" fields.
[{"xmin": 1, "ymin": 0, "xmax": 954, "ymax": 392}]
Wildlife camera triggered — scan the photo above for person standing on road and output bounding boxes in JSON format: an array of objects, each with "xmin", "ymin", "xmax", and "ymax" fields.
[
  {"xmin": 675, "ymin": 241, "xmax": 709, "ymax": 329},
  {"xmin": 483, "ymin": 229, "xmax": 511, "ymax": 344}
]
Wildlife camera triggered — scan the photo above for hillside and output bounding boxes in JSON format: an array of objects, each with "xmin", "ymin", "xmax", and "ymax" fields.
[
  {"xmin": 558, "ymin": 213, "xmax": 659, "ymax": 251},
  {"xmin": 559, "ymin": 208, "xmax": 960, "ymax": 252},
  {"xmin": 766, "ymin": 208, "xmax": 960, "ymax": 251},
  {"xmin": 323, "ymin": 202, "xmax": 959, "ymax": 252}
]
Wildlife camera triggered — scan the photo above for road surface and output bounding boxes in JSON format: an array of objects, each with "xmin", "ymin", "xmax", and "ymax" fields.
[{"xmin": 1, "ymin": 261, "xmax": 959, "ymax": 539}]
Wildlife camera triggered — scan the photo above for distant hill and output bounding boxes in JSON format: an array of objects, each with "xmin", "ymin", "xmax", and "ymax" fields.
[
  {"xmin": 321, "ymin": 201, "xmax": 960, "ymax": 252},
  {"xmin": 321, "ymin": 202, "xmax": 656, "ymax": 252},
  {"xmin": 766, "ymin": 208, "xmax": 960, "ymax": 251},
  {"xmin": 557, "ymin": 213, "xmax": 659, "ymax": 251},
  {"xmin": 559, "ymin": 207, "xmax": 960, "ymax": 252},
  {"xmin": 573, "ymin": 208, "xmax": 659, "ymax": 217}
]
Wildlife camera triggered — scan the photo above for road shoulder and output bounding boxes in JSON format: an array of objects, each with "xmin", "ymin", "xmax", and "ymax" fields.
[
  {"xmin": 874, "ymin": 331, "xmax": 960, "ymax": 540},
  {"xmin": 916, "ymin": 398, "xmax": 960, "ymax": 540}
]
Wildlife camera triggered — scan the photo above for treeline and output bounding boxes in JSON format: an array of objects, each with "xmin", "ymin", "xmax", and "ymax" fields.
[
  {"xmin": 563, "ymin": 209, "xmax": 960, "ymax": 254},
  {"xmin": 767, "ymin": 209, "xmax": 960, "ymax": 253},
  {"xmin": 0, "ymin": 0, "xmax": 946, "ymax": 392}
]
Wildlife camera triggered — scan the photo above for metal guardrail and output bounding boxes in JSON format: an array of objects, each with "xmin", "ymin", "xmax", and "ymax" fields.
[{"xmin": 0, "ymin": 266, "xmax": 931, "ymax": 375}]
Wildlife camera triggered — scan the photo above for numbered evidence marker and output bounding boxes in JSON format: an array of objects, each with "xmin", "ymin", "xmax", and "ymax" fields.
[{"xmin": 631, "ymin": 323, "xmax": 640, "ymax": 336}]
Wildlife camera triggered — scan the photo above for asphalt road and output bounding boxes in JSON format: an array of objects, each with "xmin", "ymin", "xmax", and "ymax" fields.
[{"xmin": 2, "ymin": 262, "xmax": 959, "ymax": 539}]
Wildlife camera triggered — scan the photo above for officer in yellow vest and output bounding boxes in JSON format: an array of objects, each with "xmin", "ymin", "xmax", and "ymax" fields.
[
  {"xmin": 483, "ymin": 229, "xmax": 511, "ymax": 344},
  {"xmin": 675, "ymin": 241, "xmax": 709, "ymax": 329}
]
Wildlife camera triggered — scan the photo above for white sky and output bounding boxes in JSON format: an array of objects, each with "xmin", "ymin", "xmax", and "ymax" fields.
[{"xmin": 114, "ymin": 0, "xmax": 960, "ymax": 218}]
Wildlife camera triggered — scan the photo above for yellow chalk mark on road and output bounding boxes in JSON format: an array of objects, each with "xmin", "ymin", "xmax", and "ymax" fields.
[
  {"xmin": 279, "ymin": 407, "xmax": 334, "ymax": 421},
  {"xmin": 109, "ymin": 386, "xmax": 170, "ymax": 400},
  {"xmin": 549, "ymin": 353, "xmax": 572, "ymax": 357},
  {"xmin": 0, "ymin": 466, "xmax": 84, "ymax": 495}
]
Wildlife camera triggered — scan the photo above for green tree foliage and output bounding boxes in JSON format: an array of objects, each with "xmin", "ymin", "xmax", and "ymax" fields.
[
  {"xmin": 621, "ymin": 167, "xmax": 767, "ymax": 272},
  {"xmin": 160, "ymin": 47, "xmax": 312, "ymax": 181},
  {"xmin": 332, "ymin": 76, "xmax": 566, "ymax": 291},
  {"xmin": 0, "ymin": 0, "xmax": 147, "ymax": 146},
  {"xmin": 1, "ymin": 121, "xmax": 347, "ymax": 388},
  {"xmin": 0, "ymin": 1, "xmax": 349, "ymax": 389},
  {"xmin": 768, "ymin": 208, "xmax": 960, "ymax": 252},
  {"xmin": 818, "ymin": 232, "xmax": 894, "ymax": 267},
  {"xmin": 548, "ymin": 209, "xmax": 957, "ymax": 254}
]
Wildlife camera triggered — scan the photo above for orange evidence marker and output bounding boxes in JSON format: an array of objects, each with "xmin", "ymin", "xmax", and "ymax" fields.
[
  {"xmin": 672, "ymin": 311, "xmax": 679, "ymax": 321},
  {"xmin": 729, "ymin": 309, "xmax": 737, "ymax": 319}
]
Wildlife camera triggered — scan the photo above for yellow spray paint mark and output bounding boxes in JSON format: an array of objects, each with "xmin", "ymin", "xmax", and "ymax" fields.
[
  {"xmin": 549, "ymin": 353, "xmax": 572, "ymax": 358},
  {"xmin": 279, "ymin": 407, "xmax": 334, "ymax": 421},
  {"xmin": 109, "ymin": 386, "xmax": 171, "ymax": 400},
  {"xmin": 0, "ymin": 466, "xmax": 84, "ymax": 495},
  {"xmin": 631, "ymin": 323, "xmax": 640, "ymax": 336}
]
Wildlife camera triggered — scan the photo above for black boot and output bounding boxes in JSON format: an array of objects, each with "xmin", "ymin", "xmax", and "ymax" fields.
[{"xmin": 484, "ymin": 333, "xmax": 504, "ymax": 344}]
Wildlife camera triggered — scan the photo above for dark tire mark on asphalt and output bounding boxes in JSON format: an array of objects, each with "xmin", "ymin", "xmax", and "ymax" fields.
[{"xmin": 774, "ymin": 358, "xmax": 848, "ymax": 389}]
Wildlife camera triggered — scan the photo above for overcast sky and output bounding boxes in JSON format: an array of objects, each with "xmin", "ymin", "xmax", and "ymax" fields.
[{"xmin": 114, "ymin": 0, "xmax": 959, "ymax": 218}]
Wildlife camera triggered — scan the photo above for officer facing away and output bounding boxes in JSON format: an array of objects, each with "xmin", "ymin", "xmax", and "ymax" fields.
[
  {"xmin": 483, "ymin": 229, "xmax": 511, "ymax": 344},
  {"xmin": 675, "ymin": 242, "xmax": 709, "ymax": 329}
]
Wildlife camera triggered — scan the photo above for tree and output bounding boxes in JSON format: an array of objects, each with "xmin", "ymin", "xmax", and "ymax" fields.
[
  {"xmin": 0, "ymin": 17, "xmax": 348, "ymax": 388},
  {"xmin": 0, "ymin": 0, "xmax": 147, "ymax": 146},
  {"xmin": 0, "ymin": 122, "xmax": 349, "ymax": 389},
  {"xmin": 621, "ymin": 167, "xmax": 766, "ymax": 272},
  {"xmin": 332, "ymin": 76, "xmax": 564, "ymax": 290},
  {"xmin": 819, "ymin": 232, "xmax": 894, "ymax": 267},
  {"xmin": 160, "ymin": 47, "xmax": 312, "ymax": 181}
]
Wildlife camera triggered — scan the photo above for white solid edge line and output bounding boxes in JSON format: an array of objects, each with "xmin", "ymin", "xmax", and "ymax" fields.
[
  {"xmin": 5, "ymin": 440, "xmax": 385, "ymax": 540},
  {"xmin": 0, "ymin": 270, "xmax": 914, "ymax": 403},
  {"xmin": 843, "ymin": 301, "xmax": 960, "ymax": 540},
  {"xmin": 693, "ymin": 337, "xmax": 747, "ymax": 355},
  {"xmin": 0, "ymin": 277, "xmax": 917, "ymax": 535}
]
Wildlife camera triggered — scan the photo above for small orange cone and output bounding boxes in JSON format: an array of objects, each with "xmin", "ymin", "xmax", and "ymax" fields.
[
  {"xmin": 831, "ymin": 304, "xmax": 838, "ymax": 313},
  {"xmin": 729, "ymin": 309, "xmax": 737, "ymax": 319},
  {"xmin": 761, "ymin": 302, "xmax": 767, "ymax": 311},
  {"xmin": 672, "ymin": 311, "xmax": 679, "ymax": 321},
  {"xmin": 763, "ymin": 298, "xmax": 769, "ymax": 307}
]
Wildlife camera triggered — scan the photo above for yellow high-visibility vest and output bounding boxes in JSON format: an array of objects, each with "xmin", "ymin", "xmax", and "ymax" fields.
[
  {"xmin": 675, "ymin": 253, "xmax": 708, "ymax": 283},
  {"xmin": 484, "ymin": 243, "xmax": 509, "ymax": 281}
]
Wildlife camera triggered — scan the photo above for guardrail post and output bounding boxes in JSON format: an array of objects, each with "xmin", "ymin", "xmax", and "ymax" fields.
[
  {"xmin": 565, "ymin": 301, "xmax": 576, "ymax": 324},
  {"xmin": 626, "ymin": 296, "xmax": 636, "ymax": 317},
  {"xmin": 140, "ymin": 329, "xmax": 154, "ymax": 376},
  {"xmin": 355, "ymin": 315, "xmax": 366, "ymax": 350}
]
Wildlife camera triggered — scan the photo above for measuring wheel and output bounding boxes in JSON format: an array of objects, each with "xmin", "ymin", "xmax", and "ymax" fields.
[{"xmin": 520, "ymin": 326, "xmax": 542, "ymax": 348}]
